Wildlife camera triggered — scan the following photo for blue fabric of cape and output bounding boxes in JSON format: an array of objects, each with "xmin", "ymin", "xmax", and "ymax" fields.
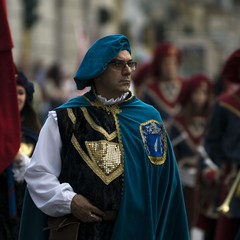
[{"xmin": 19, "ymin": 91, "xmax": 190, "ymax": 240}]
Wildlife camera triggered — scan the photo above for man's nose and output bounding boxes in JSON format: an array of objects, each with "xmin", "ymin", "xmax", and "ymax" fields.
[{"xmin": 122, "ymin": 64, "xmax": 132, "ymax": 74}]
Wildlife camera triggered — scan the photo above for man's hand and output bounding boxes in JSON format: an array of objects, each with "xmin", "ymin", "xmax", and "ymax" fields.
[{"xmin": 71, "ymin": 194, "xmax": 105, "ymax": 223}]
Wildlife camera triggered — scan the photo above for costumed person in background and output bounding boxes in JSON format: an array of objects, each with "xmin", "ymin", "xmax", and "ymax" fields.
[
  {"xmin": 131, "ymin": 61, "xmax": 153, "ymax": 98},
  {"xmin": 168, "ymin": 74, "xmax": 214, "ymax": 235},
  {"xmin": 45, "ymin": 63, "xmax": 68, "ymax": 108},
  {"xmin": 203, "ymin": 49, "xmax": 240, "ymax": 240},
  {"xmin": 213, "ymin": 74, "xmax": 239, "ymax": 99},
  {"xmin": 0, "ymin": 70, "xmax": 40, "ymax": 239},
  {"xmin": 21, "ymin": 34, "xmax": 190, "ymax": 240},
  {"xmin": 139, "ymin": 42, "xmax": 185, "ymax": 129},
  {"xmin": 38, "ymin": 63, "xmax": 68, "ymax": 122}
]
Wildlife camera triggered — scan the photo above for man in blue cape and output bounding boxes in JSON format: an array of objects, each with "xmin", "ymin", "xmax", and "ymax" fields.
[{"xmin": 20, "ymin": 34, "xmax": 190, "ymax": 240}]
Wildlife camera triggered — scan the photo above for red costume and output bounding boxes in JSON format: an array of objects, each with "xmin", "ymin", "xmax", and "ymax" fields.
[
  {"xmin": 204, "ymin": 49, "xmax": 240, "ymax": 240},
  {"xmin": 169, "ymin": 74, "xmax": 214, "ymax": 230},
  {"xmin": 140, "ymin": 42, "xmax": 185, "ymax": 126}
]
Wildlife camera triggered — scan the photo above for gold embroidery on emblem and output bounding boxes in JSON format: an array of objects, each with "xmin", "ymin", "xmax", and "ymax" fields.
[{"xmin": 139, "ymin": 120, "xmax": 167, "ymax": 165}]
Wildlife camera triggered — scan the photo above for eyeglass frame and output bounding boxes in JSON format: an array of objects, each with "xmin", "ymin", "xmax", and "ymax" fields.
[{"xmin": 107, "ymin": 59, "xmax": 137, "ymax": 71}]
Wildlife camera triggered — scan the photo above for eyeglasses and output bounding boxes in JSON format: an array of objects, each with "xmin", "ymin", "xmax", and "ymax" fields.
[{"xmin": 108, "ymin": 59, "xmax": 137, "ymax": 71}]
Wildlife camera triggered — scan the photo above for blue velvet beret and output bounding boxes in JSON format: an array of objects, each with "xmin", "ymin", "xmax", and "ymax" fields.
[{"xmin": 74, "ymin": 34, "xmax": 131, "ymax": 90}]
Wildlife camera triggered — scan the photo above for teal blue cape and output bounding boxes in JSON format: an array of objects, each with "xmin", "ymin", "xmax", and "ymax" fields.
[
  {"xmin": 19, "ymin": 189, "xmax": 48, "ymax": 239},
  {"xmin": 19, "ymin": 91, "xmax": 190, "ymax": 240}
]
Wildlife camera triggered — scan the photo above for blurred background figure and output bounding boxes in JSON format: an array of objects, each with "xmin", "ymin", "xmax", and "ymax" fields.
[
  {"xmin": 0, "ymin": 70, "xmax": 41, "ymax": 240},
  {"xmin": 138, "ymin": 42, "xmax": 186, "ymax": 129},
  {"xmin": 27, "ymin": 60, "xmax": 82, "ymax": 125},
  {"xmin": 203, "ymin": 49, "xmax": 240, "ymax": 240},
  {"xmin": 131, "ymin": 60, "xmax": 153, "ymax": 97},
  {"xmin": 168, "ymin": 74, "xmax": 214, "ymax": 237},
  {"xmin": 16, "ymin": 70, "xmax": 41, "ymax": 161},
  {"xmin": 44, "ymin": 63, "xmax": 66, "ymax": 109},
  {"xmin": 37, "ymin": 63, "xmax": 66, "ymax": 121}
]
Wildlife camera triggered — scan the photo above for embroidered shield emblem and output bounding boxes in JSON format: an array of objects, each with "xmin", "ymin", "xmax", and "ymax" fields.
[{"xmin": 140, "ymin": 120, "xmax": 167, "ymax": 165}]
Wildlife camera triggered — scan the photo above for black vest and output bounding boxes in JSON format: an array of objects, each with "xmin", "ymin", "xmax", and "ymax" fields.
[{"xmin": 56, "ymin": 106, "xmax": 124, "ymax": 211}]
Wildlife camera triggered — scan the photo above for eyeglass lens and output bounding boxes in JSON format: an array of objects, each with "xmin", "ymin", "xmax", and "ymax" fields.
[{"xmin": 109, "ymin": 60, "xmax": 137, "ymax": 70}]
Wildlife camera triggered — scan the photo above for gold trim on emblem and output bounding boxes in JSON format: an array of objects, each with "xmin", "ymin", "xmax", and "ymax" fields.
[{"xmin": 140, "ymin": 120, "xmax": 167, "ymax": 165}]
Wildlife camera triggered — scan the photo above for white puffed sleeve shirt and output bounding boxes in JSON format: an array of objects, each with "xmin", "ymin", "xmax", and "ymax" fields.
[{"xmin": 25, "ymin": 111, "xmax": 76, "ymax": 217}]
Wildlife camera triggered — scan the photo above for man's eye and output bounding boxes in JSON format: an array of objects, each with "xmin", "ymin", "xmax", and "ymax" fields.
[
  {"xmin": 114, "ymin": 62, "xmax": 123, "ymax": 68},
  {"xmin": 127, "ymin": 62, "xmax": 134, "ymax": 67}
]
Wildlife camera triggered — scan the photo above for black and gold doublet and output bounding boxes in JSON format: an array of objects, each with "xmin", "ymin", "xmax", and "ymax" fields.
[{"xmin": 56, "ymin": 105, "xmax": 123, "ymax": 212}]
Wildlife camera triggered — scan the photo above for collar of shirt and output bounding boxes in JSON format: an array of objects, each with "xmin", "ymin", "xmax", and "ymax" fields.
[{"xmin": 96, "ymin": 92, "xmax": 129, "ymax": 105}]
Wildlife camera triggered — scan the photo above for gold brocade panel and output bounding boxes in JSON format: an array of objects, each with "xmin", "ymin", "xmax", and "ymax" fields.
[{"xmin": 68, "ymin": 107, "xmax": 124, "ymax": 185}]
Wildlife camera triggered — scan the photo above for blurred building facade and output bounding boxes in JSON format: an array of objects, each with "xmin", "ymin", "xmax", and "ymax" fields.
[{"xmin": 7, "ymin": 0, "xmax": 240, "ymax": 80}]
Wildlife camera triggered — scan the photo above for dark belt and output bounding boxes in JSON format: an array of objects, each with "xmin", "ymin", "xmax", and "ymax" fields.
[
  {"xmin": 47, "ymin": 211, "xmax": 118, "ymax": 240},
  {"xmin": 47, "ymin": 210, "xmax": 118, "ymax": 229}
]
